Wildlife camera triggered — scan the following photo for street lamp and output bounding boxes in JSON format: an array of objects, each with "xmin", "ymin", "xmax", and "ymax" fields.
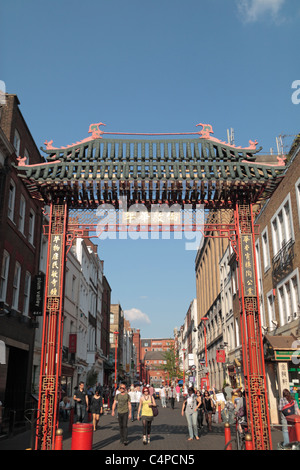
[
  {"xmin": 182, "ymin": 348, "xmax": 186, "ymax": 390},
  {"xmin": 114, "ymin": 331, "xmax": 119, "ymax": 389},
  {"xmin": 201, "ymin": 317, "xmax": 210, "ymax": 390}
]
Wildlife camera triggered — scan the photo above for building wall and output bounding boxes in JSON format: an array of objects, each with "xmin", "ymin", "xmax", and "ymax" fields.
[
  {"xmin": 255, "ymin": 139, "xmax": 300, "ymax": 423},
  {"xmin": 195, "ymin": 227, "xmax": 228, "ymax": 391},
  {"xmin": 0, "ymin": 94, "xmax": 43, "ymax": 416}
]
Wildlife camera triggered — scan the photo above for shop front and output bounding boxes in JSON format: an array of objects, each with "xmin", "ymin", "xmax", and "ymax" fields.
[{"xmin": 263, "ymin": 334, "xmax": 300, "ymax": 424}]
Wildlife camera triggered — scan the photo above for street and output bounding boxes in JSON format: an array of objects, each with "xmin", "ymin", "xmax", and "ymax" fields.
[{"xmin": 0, "ymin": 399, "xmax": 283, "ymax": 452}]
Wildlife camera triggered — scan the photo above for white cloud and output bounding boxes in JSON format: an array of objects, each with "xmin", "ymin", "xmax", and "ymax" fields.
[
  {"xmin": 236, "ymin": 0, "xmax": 286, "ymax": 22},
  {"xmin": 124, "ymin": 308, "xmax": 151, "ymax": 324}
]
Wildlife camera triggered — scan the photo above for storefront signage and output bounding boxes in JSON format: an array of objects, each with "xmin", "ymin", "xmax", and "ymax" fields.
[
  {"xmin": 216, "ymin": 349, "xmax": 226, "ymax": 363},
  {"xmin": 30, "ymin": 273, "xmax": 45, "ymax": 316}
]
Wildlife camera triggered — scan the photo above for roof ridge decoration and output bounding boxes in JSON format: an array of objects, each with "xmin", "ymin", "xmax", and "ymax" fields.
[{"xmin": 38, "ymin": 122, "xmax": 263, "ymax": 164}]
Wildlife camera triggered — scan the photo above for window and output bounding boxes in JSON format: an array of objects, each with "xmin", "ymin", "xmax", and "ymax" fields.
[
  {"xmin": 71, "ymin": 275, "xmax": 76, "ymax": 297},
  {"xmin": 13, "ymin": 129, "xmax": 20, "ymax": 155},
  {"xmin": 23, "ymin": 272, "xmax": 31, "ymax": 316},
  {"xmin": 12, "ymin": 262, "xmax": 21, "ymax": 310},
  {"xmin": 18, "ymin": 195, "xmax": 26, "ymax": 234},
  {"xmin": 0, "ymin": 251, "xmax": 10, "ymax": 302},
  {"xmin": 28, "ymin": 210, "xmax": 35, "ymax": 244},
  {"xmin": 277, "ymin": 270, "xmax": 300, "ymax": 326},
  {"xmin": 267, "ymin": 290, "xmax": 276, "ymax": 329},
  {"xmin": 295, "ymin": 177, "xmax": 300, "ymax": 227},
  {"xmin": 271, "ymin": 195, "xmax": 294, "ymax": 255},
  {"xmin": 261, "ymin": 228, "xmax": 270, "ymax": 271},
  {"xmin": 8, "ymin": 180, "xmax": 16, "ymax": 221}
]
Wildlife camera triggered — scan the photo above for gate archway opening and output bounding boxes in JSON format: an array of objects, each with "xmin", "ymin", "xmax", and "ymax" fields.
[{"xmin": 15, "ymin": 123, "xmax": 287, "ymax": 450}]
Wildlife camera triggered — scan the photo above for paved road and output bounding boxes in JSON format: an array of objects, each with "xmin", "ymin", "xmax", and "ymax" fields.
[{"xmin": 0, "ymin": 400, "xmax": 283, "ymax": 452}]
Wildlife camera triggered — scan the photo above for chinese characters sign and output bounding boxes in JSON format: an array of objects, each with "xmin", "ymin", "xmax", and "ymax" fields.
[
  {"xmin": 241, "ymin": 235, "xmax": 257, "ymax": 297},
  {"xmin": 47, "ymin": 234, "xmax": 63, "ymax": 297},
  {"xmin": 216, "ymin": 349, "xmax": 226, "ymax": 363}
]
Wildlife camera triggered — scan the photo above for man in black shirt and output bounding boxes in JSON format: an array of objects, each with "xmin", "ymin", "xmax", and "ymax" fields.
[{"xmin": 73, "ymin": 381, "xmax": 89, "ymax": 423}]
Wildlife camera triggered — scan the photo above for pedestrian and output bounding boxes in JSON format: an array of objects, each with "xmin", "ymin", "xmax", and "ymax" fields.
[
  {"xmin": 87, "ymin": 385, "xmax": 94, "ymax": 406},
  {"xmin": 73, "ymin": 382, "xmax": 89, "ymax": 423},
  {"xmin": 136, "ymin": 385, "xmax": 142, "ymax": 404},
  {"xmin": 176, "ymin": 384, "xmax": 180, "ymax": 402},
  {"xmin": 59, "ymin": 396, "xmax": 71, "ymax": 421},
  {"xmin": 196, "ymin": 390, "xmax": 204, "ymax": 431},
  {"xmin": 203, "ymin": 390, "xmax": 214, "ymax": 431},
  {"xmin": 90, "ymin": 389, "xmax": 103, "ymax": 431},
  {"xmin": 128, "ymin": 385, "xmax": 138, "ymax": 421},
  {"xmin": 149, "ymin": 384, "xmax": 154, "ymax": 397},
  {"xmin": 278, "ymin": 388, "xmax": 300, "ymax": 446},
  {"xmin": 138, "ymin": 386, "xmax": 156, "ymax": 444},
  {"xmin": 181, "ymin": 387, "xmax": 200, "ymax": 441},
  {"xmin": 111, "ymin": 383, "xmax": 132, "ymax": 446},
  {"xmin": 169, "ymin": 385, "xmax": 176, "ymax": 409},
  {"xmin": 159, "ymin": 385, "xmax": 167, "ymax": 408}
]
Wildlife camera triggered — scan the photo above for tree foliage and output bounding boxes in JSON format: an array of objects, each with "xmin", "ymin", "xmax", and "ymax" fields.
[{"xmin": 163, "ymin": 344, "xmax": 182, "ymax": 381}]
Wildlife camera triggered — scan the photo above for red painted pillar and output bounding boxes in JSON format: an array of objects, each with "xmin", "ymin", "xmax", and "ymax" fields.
[
  {"xmin": 35, "ymin": 202, "xmax": 68, "ymax": 450},
  {"xmin": 235, "ymin": 203, "xmax": 272, "ymax": 450}
]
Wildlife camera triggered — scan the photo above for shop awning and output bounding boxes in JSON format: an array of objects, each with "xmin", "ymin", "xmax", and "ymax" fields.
[{"xmin": 264, "ymin": 333, "xmax": 299, "ymax": 361}]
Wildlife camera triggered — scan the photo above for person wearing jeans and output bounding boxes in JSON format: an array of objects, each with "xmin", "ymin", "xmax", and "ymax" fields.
[
  {"xmin": 112, "ymin": 384, "xmax": 132, "ymax": 445},
  {"xmin": 278, "ymin": 388, "xmax": 300, "ymax": 446},
  {"xmin": 159, "ymin": 386, "xmax": 167, "ymax": 408},
  {"xmin": 181, "ymin": 387, "xmax": 200, "ymax": 440},
  {"xmin": 73, "ymin": 382, "xmax": 89, "ymax": 423}
]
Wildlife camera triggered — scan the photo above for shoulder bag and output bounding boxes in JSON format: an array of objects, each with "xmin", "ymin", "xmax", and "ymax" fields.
[{"xmin": 282, "ymin": 400, "xmax": 295, "ymax": 417}]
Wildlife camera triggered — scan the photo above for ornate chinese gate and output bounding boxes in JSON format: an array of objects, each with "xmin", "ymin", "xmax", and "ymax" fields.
[{"xmin": 16, "ymin": 123, "xmax": 286, "ymax": 450}]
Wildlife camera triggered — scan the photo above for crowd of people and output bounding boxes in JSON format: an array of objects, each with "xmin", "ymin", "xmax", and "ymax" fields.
[
  {"xmin": 59, "ymin": 380, "xmax": 248, "ymax": 445},
  {"xmin": 59, "ymin": 380, "xmax": 300, "ymax": 447}
]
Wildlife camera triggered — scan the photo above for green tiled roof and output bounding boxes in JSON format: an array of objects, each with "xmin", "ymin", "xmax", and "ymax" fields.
[{"xmin": 15, "ymin": 137, "xmax": 286, "ymax": 208}]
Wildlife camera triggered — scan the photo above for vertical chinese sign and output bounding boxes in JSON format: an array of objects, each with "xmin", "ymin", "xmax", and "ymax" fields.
[
  {"xmin": 241, "ymin": 235, "xmax": 257, "ymax": 298},
  {"xmin": 36, "ymin": 203, "xmax": 68, "ymax": 450}
]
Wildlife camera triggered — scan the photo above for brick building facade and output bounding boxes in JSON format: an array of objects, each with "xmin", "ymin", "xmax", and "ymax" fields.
[
  {"xmin": 254, "ymin": 136, "xmax": 300, "ymax": 424},
  {"xmin": 0, "ymin": 95, "xmax": 43, "ymax": 423}
]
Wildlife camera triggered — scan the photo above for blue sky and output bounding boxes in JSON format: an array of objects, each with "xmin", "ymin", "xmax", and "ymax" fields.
[{"xmin": 1, "ymin": 0, "xmax": 300, "ymax": 338}]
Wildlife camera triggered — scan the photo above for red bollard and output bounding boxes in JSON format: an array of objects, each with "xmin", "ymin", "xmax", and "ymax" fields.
[
  {"xmin": 287, "ymin": 415, "xmax": 300, "ymax": 442},
  {"xmin": 54, "ymin": 428, "xmax": 63, "ymax": 450},
  {"xmin": 245, "ymin": 433, "xmax": 253, "ymax": 450},
  {"xmin": 224, "ymin": 422, "xmax": 232, "ymax": 450},
  {"xmin": 71, "ymin": 423, "xmax": 93, "ymax": 450}
]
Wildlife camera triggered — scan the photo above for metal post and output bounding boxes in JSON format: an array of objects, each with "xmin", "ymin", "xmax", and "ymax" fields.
[
  {"xmin": 201, "ymin": 317, "xmax": 210, "ymax": 390},
  {"xmin": 114, "ymin": 331, "xmax": 119, "ymax": 389}
]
